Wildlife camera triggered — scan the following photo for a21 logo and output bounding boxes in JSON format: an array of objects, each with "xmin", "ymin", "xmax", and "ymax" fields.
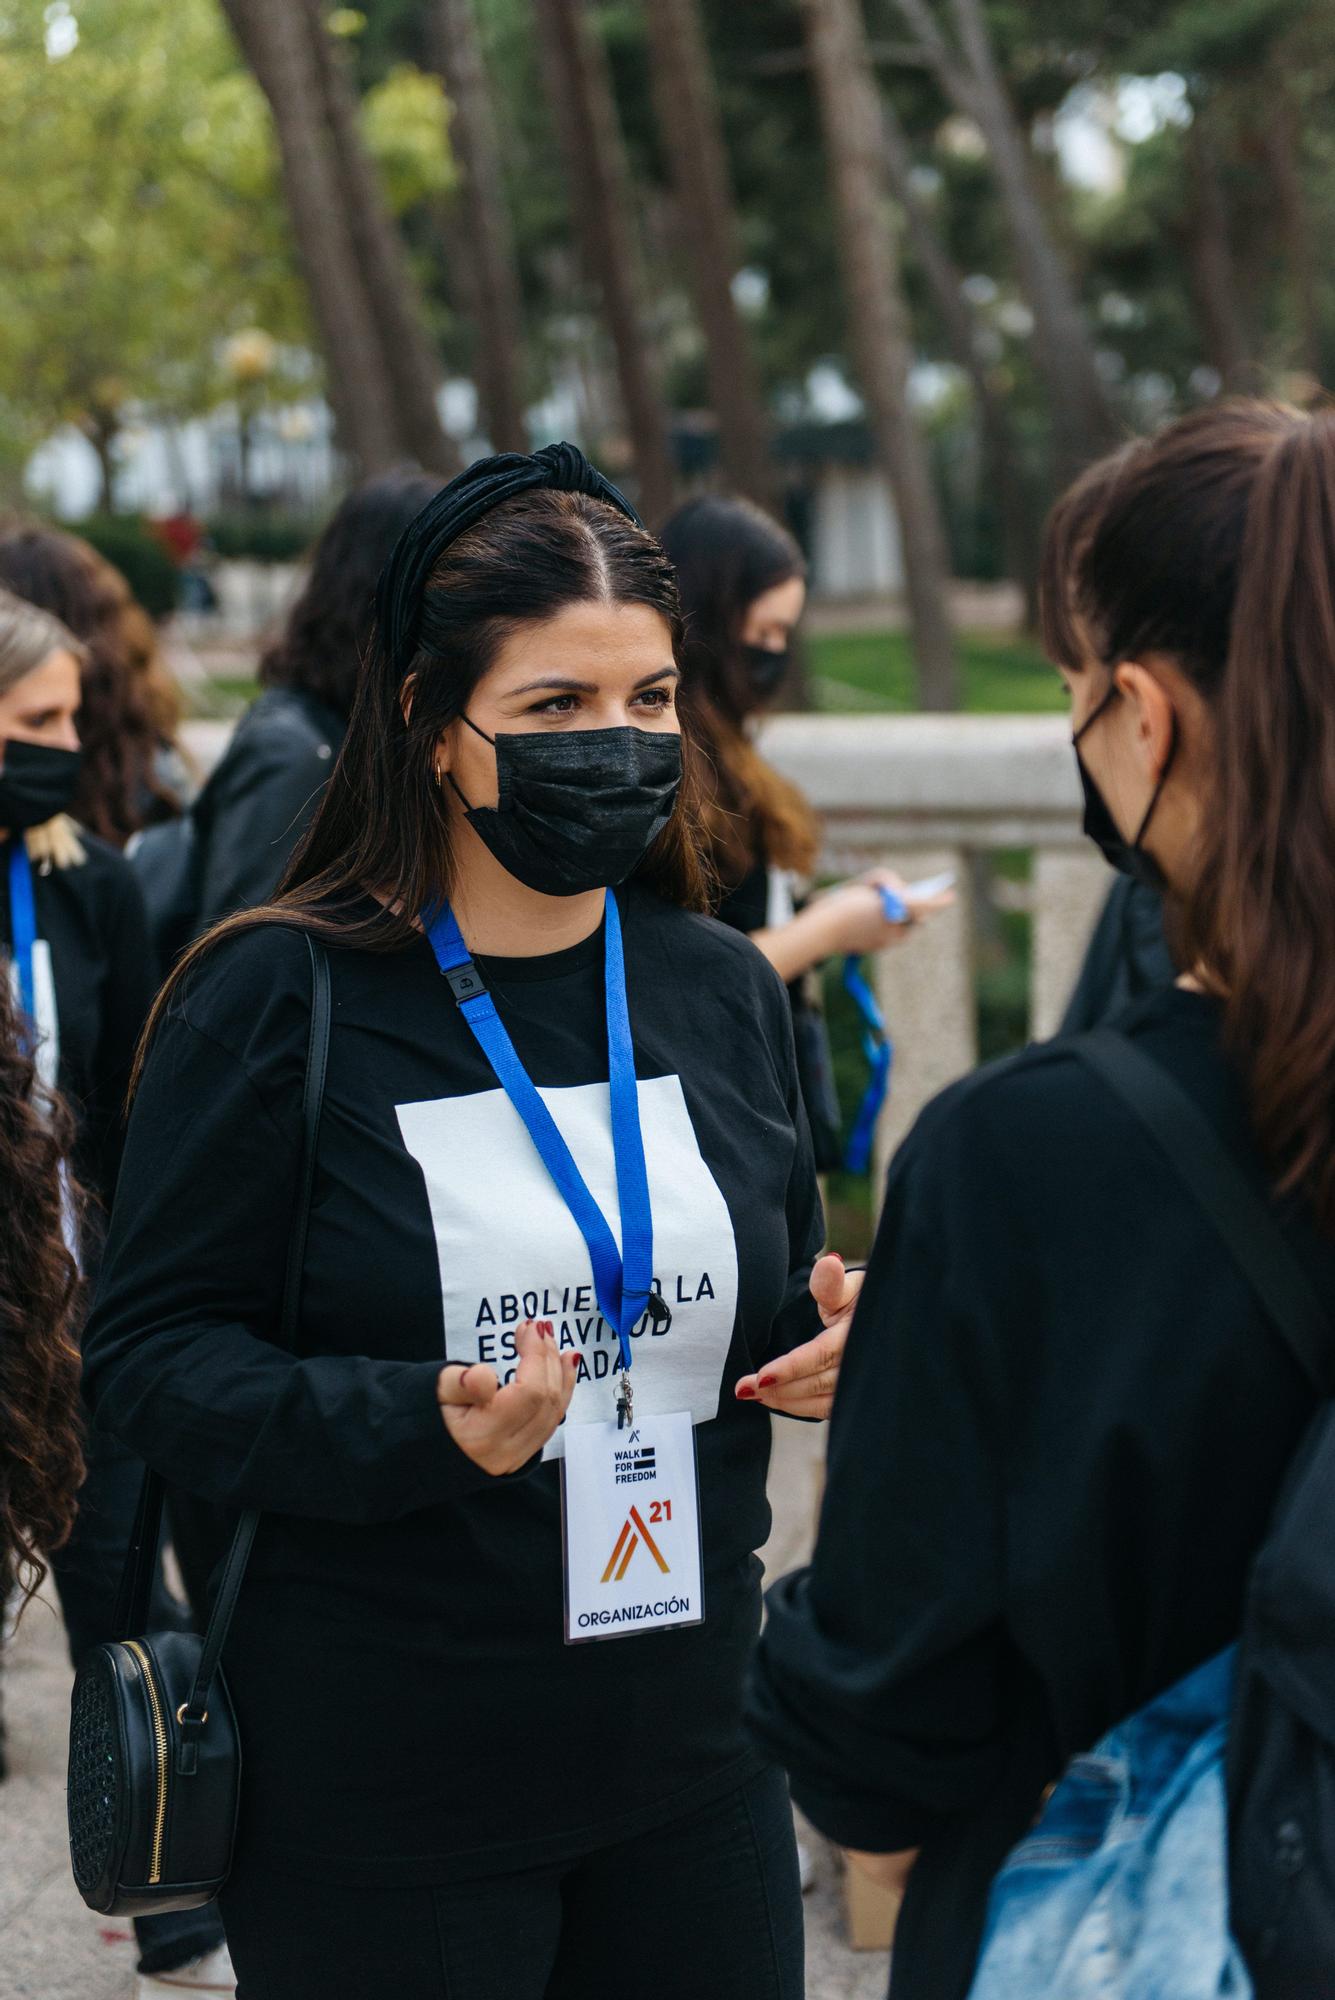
[{"xmin": 601, "ymin": 1500, "xmax": 674, "ymax": 1583}]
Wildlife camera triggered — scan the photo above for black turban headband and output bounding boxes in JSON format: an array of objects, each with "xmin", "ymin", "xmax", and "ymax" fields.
[{"xmin": 375, "ymin": 440, "xmax": 642, "ymax": 675}]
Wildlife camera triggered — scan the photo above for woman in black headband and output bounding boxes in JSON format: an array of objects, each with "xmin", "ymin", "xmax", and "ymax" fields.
[{"xmin": 85, "ymin": 445, "xmax": 862, "ymax": 1999}]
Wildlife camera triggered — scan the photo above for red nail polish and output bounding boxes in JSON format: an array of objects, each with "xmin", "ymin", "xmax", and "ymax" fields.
[
  {"xmin": 538, "ymin": 1320, "xmax": 555, "ymax": 1339},
  {"xmin": 735, "ymin": 1382, "xmax": 757, "ymax": 1400},
  {"xmin": 757, "ymin": 1374, "xmax": 777, "ymax": 1389},
  {"xmin": 830, "ymin": 1251, "xmax": 845, "ymax": 1265}
]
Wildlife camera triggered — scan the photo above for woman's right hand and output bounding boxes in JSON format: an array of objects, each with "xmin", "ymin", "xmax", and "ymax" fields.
[{"xmin": 437, "ymin": 1319, "xmax": 579, "ymax": 1475}]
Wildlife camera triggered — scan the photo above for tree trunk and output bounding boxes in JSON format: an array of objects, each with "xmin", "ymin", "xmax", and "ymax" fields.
[
  {"xmin": 534, "ymin": 0, "xmax": 676, "ymax": 523},
  {"xmin": 90, "ymin": 415, "xmax": 118, "ymax": 514},
  {"xmin": 1183, "ymin": 108, "xmax": 1258, "ymax": 394},
  {"xmin": 219, "ymin": 0, "xmax": 402, "ymax": 475},
  {"xmin": 889, "ymin": 0, "xmax": 1119, "ymax": 485},
  {"xmin": 430, "ymin": 0, "xmax": 528, "ymax": 454},
  {"xmin": 642, "ymin": 0, "xmax": 775, "ymax": 508},
  {"xmin": 946, "ymin": 0, "xmax": 1118, "ymax": 479},
  {"xmin": 1259, "ymin": 67, "xmax": 1322, "ymax": 384},
  {"xmin": 302, "ymin": 0, "xmax": 459, "ymax": 474},
  {"xmin": 801, "ymin": 0, "xmax": 959, "ymax": 710},
  {"xmin": 879, "ymin": 91, "xmax": 1038, "ymax": 622}
]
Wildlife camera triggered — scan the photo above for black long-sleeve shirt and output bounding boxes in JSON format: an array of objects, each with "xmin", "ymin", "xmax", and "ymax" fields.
[
  {"xmin": 85, "ymin": 888, "xmax": 825, "ymax": 1880},
  {"xmin": 747, "ymin": 985, "xmax": 1330, "ymax": 2000}
]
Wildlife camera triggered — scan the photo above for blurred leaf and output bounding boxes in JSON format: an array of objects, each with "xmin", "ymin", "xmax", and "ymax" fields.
[{"xmin": 361, "ymin": 63, "xmax": 458, "ymax": 214}]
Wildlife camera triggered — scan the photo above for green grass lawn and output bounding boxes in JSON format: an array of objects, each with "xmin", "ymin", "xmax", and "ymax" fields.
[{"xmin": 808, "ymin": 628, "xmax": 1063, "ymax": 713}]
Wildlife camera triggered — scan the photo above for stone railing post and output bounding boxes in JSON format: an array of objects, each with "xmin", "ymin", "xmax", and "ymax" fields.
[
  {"xmin": 1029, "ymin": 848, "xmax": 1112, "ymax": 1041},
  {"xmin": 871, "ymin": 847, "xmax": 976, "ymax": 1183}
]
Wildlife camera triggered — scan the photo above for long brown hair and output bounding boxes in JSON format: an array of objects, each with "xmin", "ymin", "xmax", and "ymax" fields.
[
  {"xmin": 1050, "ymin": 400, "xmax": 1335, "ymax": 1228},
  {"xmin": 0, "ymin": 522, "xmax": 182, "ymax": 846},
  {"xmin": 660, "ymin": 495, "xmax": 819, "ymax": 883},
  {"xmin": 0, "ymin": 981, "xmax": 84, "ymax": 1608},
  {"xmin": 135, "ymin": 487, "xmax": 713, "ymax": 1085}
]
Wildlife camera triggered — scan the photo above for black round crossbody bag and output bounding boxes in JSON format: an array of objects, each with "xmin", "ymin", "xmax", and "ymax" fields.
[{"xmin": 66, "ymin": 935, "xmax": 330, "ymax": 1915}]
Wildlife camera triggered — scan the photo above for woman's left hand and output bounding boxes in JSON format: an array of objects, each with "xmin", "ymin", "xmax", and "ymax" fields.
[{"xmin": 733, "ymin": 1253, "xmax": 863, "ymax": 1418}]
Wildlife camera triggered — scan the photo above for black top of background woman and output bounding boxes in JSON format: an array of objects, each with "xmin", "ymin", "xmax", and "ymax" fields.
[{"xmin": 0, "ymin": 582, "xmax": 154, "ymax": 1210}]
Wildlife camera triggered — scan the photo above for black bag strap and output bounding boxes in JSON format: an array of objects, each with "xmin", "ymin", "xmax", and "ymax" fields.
[
  {"xmin": 1071, "ymin": 1027, "xmax": 1331, "ymax": 1397},
  {"xmin": 114, "ymin": 934, "xmax": 332, "ymax": 1704}
]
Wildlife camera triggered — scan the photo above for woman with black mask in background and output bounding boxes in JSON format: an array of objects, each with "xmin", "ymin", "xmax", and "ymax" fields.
[
  {"xmin": 0, "ymin": 523, "xmax": 187, "ymax": 846},
  {"xmin": 190, "ymin": 468, "xmax": 439, "ymax": 928},
  {"xmin": 85, "ymin": 446, "xmax": 866, "ymax": 2000},
  {"xmin": 661, "ymin": 495, "xmax": 949, "ymax": 1166}
]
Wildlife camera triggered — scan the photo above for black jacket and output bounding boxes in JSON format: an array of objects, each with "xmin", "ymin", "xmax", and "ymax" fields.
[
  {"xmin": 747, "ymin": 985, "xmax": 1329, "ymax": 2000},
  {"xmin": 193, "ymin": 687, "xmax": 345, "ymax": 927}
]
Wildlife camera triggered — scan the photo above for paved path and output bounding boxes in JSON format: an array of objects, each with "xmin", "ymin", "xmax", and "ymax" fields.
[{"xmin": 0, "ymin": 1420, "xmax": 890, "ymax": 2000}]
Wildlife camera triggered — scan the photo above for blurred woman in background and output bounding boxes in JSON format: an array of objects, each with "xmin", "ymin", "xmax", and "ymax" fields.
[
  {"xmin": 0, "ymin": 522, "xmax": 187, "ymax": 845},
  {"xmin": 190, "ymin": 467, "xmax": 438, "ymax": 927},
  {"xmin": 661, "ymin": 494, "xmax": 948, "ymax": 1165},
  {"xmin": 0, "ymin": 586, "xmax": 152, "ymax": 1199}
]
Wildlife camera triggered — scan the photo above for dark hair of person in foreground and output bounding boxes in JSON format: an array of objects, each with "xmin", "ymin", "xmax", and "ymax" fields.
[
  {"xmin": 1045, "ymin": 399, "xmax": 1335, "ymax": 1228},
  {"xmin": 0, "ymin": 978, "xmax": 83, "ymax": 1608}
]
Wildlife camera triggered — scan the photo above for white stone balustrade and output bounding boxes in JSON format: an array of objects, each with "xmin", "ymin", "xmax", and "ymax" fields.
[
  {"xmin": 756, "ymin": 714, "xmax": 1111, "ymax": 1177},
  {"xmin": 182, "ymin": 712, "xmax": 1114, "ymax": 1181}
]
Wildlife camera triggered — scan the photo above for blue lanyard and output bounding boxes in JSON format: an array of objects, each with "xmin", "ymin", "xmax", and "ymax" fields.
[
  {"xmin": 842, "ymin": 884, "xmax": 902, "ymax": 1174},
  {"xmin": 7, "ymin": 838, "xmax": 37, "ymax": 1027},
  {"xmin": 423, "ymin": 891, "xmax": 655, "ymax": 1382}
]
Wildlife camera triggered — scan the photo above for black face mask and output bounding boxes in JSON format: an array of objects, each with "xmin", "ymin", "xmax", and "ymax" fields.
[
  {"xmin": 0, "ymin": 739, "xmax": 82, "ymax": 832},
  {"xmin": 1072, "ymin": 681, "xmax": 1175, "ymax": 891},
  {"xmin": 446, "ymin": 719, "xmax": 683, "ymax": 898},
  {"xmin": 742, "ymin": 644, "xmax": 790, "ymax": 703}
]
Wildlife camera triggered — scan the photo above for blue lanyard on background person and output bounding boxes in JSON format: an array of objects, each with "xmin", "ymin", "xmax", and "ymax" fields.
[
  {"xmin": 423, "ymin": 889, "xmax": 665, "ymax": 1424},
  {"xmin": 842, "ymin": 883, "xmax": 903, "ymax": 1174},
  {"xmin": 6, "ymin": 836, "xmax": 37, "ymax": 1028}
]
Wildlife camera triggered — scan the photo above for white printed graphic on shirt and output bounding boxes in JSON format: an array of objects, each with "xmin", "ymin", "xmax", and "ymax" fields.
[{"xmin": 396, "ymin": 1074, "xmax": 740, "ymax": 1460}]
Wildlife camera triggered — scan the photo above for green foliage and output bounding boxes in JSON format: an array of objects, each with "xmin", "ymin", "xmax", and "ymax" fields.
[
  {"xmin": 361, "ymin": 64, "xmax": 458, "ymax": 215},
  {"xmin": 809, "ymin": 628, "xmax": 1062, "ymax": 713},
  {"xmin": 206, "ymin": 513, "xmax": 323, "ymax": 562},
  {"xmin": 74, "ymin": 514, "xmax": 180, "ymax": 617},
  {"xmin": 0, "ymin": 0, "xmax": 308, "ymax": 466},
  {"xmin": 5, "ymin": 0, "xmax": 1334, "ymax": 612}
]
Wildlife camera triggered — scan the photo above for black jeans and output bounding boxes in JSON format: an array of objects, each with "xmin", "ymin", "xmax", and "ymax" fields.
[
  {"xmin": 49, "ymin": 1427, "xmax": 228, "ymax": 1977},
  {"xmin": 220, "ymin": 1766, "xmax": 804, "ymax": 1999}
]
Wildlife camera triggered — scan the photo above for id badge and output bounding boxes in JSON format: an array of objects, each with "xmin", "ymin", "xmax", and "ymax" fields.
[{"xmin": 560, "ymin": 1410, "xmax": 704, "ymax": 1644}]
